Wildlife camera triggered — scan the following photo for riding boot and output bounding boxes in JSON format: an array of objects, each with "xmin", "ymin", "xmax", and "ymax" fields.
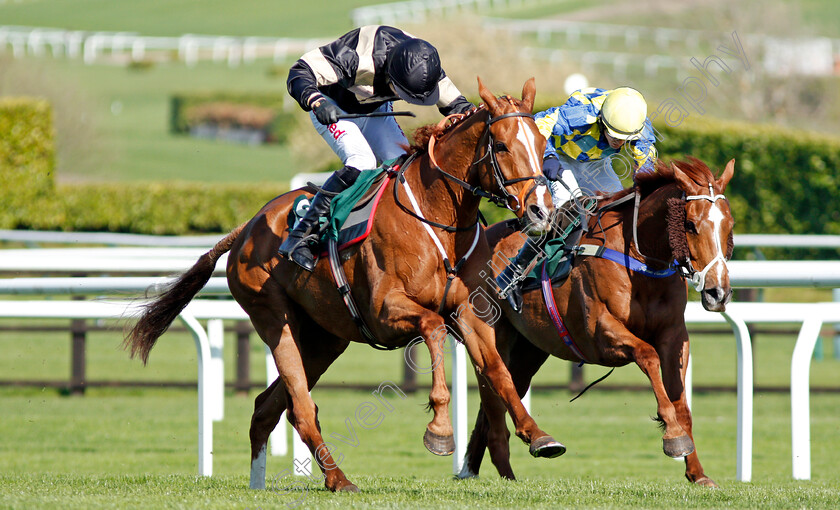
[
  {"xmin": 495, "ymin": 236, "xmax": 546, "ymax": 313},
  {"xmin": 278, "ymin": 165, "xmax": 361, "ymax": 271}
]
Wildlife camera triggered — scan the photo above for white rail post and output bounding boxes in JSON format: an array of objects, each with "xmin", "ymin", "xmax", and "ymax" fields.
[
  {"xmin": 791, "ymin": 317, "xmax": 822, "ymax": 480},
  {"xmin": 179, "ymin": 313, "xmax": 213, "ymax": 476},
  {"xmin": 833, "ymin": 289, "xmax": 840, "ymax": 360},
  {"xmin": 722, "ymin": 312, "xmax": 753, "ymax": 482},
  {"xmin": 207, "ymin": 319, "xmax": 225, "ymax": 421},
  {"xmin": 522, "ymin": 386, "xmax": 531, "ymax": 414},
  {"xmin": 451, "ymin": 337, "xmax": 468, "ymax": 474}
]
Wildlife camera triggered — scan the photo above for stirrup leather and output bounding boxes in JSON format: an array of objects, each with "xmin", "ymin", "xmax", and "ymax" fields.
[{"xmin": 496, "ymin": 251, "xmax": 544, "ymax": 299}]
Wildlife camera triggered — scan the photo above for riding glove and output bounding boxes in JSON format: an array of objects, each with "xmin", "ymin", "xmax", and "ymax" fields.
[
  {"xmin": 452, "ymin": 101, "xmax": 477, "ymax": 115},
  {"xmin": 542, "ymin": 154, "xmax": 562, "ymax": 181},
  {"xmin": 310, "ymin": 95, "xmax": 342, "ymax": 125}
]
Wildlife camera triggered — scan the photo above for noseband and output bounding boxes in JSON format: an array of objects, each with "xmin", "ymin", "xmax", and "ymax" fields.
[{"xmin": 428, "ymin": 110, "xmax": 547, "ymax": 213}]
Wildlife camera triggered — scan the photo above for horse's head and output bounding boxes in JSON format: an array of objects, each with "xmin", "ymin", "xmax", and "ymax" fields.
[
  {"xmin": 671, "ymin": 158, "xmax": 736, "ymax": 312},
  {"xmin": 476, "ymin": 77, "xmax": 554, "ymax": 234}
]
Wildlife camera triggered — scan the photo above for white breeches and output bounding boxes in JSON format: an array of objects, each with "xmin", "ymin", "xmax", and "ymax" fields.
[
  {"xmin": 310, "ymin": 102, "xmax": 409, "ymax": 171},
  {"xmin": 548, "ymin": 152, "xmax": 624, "ymax": 206}
]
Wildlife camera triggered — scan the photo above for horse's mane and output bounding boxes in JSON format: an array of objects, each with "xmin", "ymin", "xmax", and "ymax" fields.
[
  {"xmin": 600, "ymin": 156, "xmax": 716, "ymax": 207},
  {"xmin": 596, "ymin": 156, "xmax": 718, "ymax": 262},
  {"xmin": 407, "ymin": 104, "xmax": 488, "ymax": 154},
  {"xmin": 407, "ymin": 95, "xmax": 523, "ymax": 154}
]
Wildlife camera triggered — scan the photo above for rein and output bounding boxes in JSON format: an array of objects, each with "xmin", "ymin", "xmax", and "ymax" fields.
[
  {"xmin": 428, "ymin": 109, "xmax": 548, "ymax": 213},
  {"xmin": 588, "ymin": 182, "xmax": 727, "ymax": 288},
  {"xmin": 392, "ymin": 104, "xmax": 547, "ymax": 314}
]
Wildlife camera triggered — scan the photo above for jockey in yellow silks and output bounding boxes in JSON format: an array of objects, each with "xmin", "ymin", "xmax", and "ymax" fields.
[{"xmin": 497, "ymin": 86, "xmax": 658, "ymax": 312}]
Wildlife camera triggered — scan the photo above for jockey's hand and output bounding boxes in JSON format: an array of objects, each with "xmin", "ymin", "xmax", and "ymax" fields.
[
  {"xmin": 310, "ymin": 95, "xmax": 342, "ymax": 125},
  {"xmin": 542, "ymin": 155, "xmax": 561, "ymax": 181},
  {"xmin": 453, "ymin": 102, "xmax": 477, "ymax": 115}
]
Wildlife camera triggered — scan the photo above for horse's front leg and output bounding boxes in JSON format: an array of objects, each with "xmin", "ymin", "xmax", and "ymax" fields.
[
  {"xmin": 607, "ymin": 315, "xmax": 692, "ymax": 458},
  {"xmin": 456, "ymin": 312, "xmax": 565, "ymax": 458},
  {"xmin": 421, "ymin": 330, "xmax": 455, "ymax": 456},
  {"xmin": 656, "ymin": 327, "xmax": 718, "ymax": 487}
]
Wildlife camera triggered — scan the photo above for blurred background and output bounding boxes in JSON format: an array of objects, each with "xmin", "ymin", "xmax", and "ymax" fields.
[{"xmin": 1, "ymin": 0, "xmax": 838, "ymax": 185}]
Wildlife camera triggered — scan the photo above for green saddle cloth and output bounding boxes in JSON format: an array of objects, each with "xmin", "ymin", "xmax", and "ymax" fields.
[
  {"xmin": 525, "ymin": 237, "xmax": 573, "ymax": 282},
  {"xmin": 290, "ymin": 157, "xmax": 398, "ymax": 244},
  {"xmin": 324, "ymin": 158, "xmax": 395, "ymax": 242}
]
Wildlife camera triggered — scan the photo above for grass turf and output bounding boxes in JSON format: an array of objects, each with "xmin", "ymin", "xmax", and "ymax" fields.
[{"xmin": 1, "ymin": 386, "xmax": 839, "ymax": 509}]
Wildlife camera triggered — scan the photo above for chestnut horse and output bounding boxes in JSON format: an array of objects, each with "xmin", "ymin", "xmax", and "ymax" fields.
[
  {"xmin": 125, "ymin": 78, "xmax": 566, "ymax": 493},
  {"xmin": 460, "ymin": 157, "xmax": 735, "ymax": 487}
]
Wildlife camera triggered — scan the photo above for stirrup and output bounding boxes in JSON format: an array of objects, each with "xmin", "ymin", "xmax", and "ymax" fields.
[{"xmin": 496, "ymin": 270, "xmax": 527, "ymax": 300}]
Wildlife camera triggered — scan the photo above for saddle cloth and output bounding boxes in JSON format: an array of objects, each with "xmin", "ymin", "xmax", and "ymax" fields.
[
  {"xmin": 289, "ymin": 157, "xmax": 399, "ymax": 253},
  {"xmin": 521, "ymin": 236, "xmax": 575, "ymax": 292}
]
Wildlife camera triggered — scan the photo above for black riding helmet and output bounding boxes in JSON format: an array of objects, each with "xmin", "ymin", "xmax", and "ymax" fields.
[{"xmin": 387, "ymin": 39, "xmax": 442, "ymax": 106}]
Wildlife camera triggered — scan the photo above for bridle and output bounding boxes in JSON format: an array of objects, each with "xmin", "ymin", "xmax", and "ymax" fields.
[
  {"xmin": 427, "ymin": 107, "xmax": 547, "ymax": 214},
  {"xmin": 674, "ymin": 183, "xmax": 729, "ymax": 292},
  {"xmin": 621, "ymin": 181, "xmax": 728, "ymax": 292}
]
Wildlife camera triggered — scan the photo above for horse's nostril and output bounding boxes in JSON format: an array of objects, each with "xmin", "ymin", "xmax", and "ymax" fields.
[
  {"xmin": 703, "ymin": 287, "xmax": 722, "ymax": 302},
  {"xmin": 528, "ymin": 204, "xmax": 546, "ymax": 221}
]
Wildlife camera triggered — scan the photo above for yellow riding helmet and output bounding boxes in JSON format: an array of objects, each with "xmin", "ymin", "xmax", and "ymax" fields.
[{"xmin": 600, "ymin": 87, "xmax": 647, "ymax": 140}]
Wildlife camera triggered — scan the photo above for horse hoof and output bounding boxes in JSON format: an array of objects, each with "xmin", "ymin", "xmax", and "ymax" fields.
[
  {"xmin": 423, "ymin": 429, "xmax": 455, "ymax": 456},
  {"xmin": 693, "ymin": 476, "xmax": 719, "ymax": 488},
  {"xmin": 338, "ymin": 483, "xmax": 360, "ymax": 493},
  {"xmin": 663, "ymin": 435, "xmax": 695, "ymax": 458},
  {"xmin": 529, "ymin": 435, "xmax": 566, "ymax": 458}
]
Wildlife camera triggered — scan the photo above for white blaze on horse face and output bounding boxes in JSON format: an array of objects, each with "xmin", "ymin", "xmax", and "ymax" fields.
[
  {"xmin": 514, "ymin": 117, "xmax": 551, "ymax": 225},
  {"xmin": 705, "ymin": 201, "xmax": 728, "ymax": 285},
  {"xmin": 514, "ymin": 117, "xmax": 542, "ymax": 177}
]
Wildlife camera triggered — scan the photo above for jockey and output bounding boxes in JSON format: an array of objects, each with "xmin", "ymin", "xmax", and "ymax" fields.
[
  {"xmin": 496, "ymin": 86, "xmax": 657, "ymax": 312},
  {"xmin": 280, "ymin": 25, "xmax": 475, "ymax": 271}
]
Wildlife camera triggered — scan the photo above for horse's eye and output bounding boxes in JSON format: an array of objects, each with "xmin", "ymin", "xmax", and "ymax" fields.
[
  {"xmin": 494, "ymin": 142, "xmax": 508, "ymax": 152},
  {"xmin": 685, "ymin": 220, "xmax": 698, "ymax": 234}
]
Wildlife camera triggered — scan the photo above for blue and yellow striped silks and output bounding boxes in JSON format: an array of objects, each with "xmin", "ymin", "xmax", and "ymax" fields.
[{"xmin": 534, "ymin": 88, "xmax": 657, "ymax": 173}]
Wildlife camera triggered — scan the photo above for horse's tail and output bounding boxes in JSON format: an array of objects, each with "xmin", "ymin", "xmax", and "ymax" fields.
[{"xmin": 124, "ymin": 221, "xmax": 248, "ymax": 364}]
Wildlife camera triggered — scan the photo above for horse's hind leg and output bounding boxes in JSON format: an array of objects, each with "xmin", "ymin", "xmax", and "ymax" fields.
[
  {"xmin": 249, "ymin": 327, "xmax": 348, "ymax": 489},
  {"xmin": 250, "ymin": 377, "xmax": 286, "ymax": 489},
  {"xmin": 247, "ymin": 304, "xmax": 355, "ymax": 492},
  {"xmin": 658, "ymin": 332, "xmax": 718, "ymax": 487}
]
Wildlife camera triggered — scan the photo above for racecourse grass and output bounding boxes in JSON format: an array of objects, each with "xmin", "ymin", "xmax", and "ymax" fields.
[
  {"xmin": 1, "ymin": 385, "xmax": 839, "ymax": 509},
  {"xmin": 1, "ymin": 327, "xmax": 839, "ymax": 508}
]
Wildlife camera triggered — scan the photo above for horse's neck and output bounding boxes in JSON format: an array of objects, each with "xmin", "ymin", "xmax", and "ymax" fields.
[
  {"xmin": 631, "ymin": 185, "xmax": 682, "ymax": 263},
  {"xmin": 409, "ymin": 116, "xmax": 486, "ymax": 231}
]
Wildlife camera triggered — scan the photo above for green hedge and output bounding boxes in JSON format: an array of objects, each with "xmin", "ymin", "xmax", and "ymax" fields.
[
  {"xmin": 5, "ymin": 182, "xmax": 283, "ymax": 235},
  {"xmin": 170, "ymin": 91, "xmax": 297, "ymax": 144},
  {"xmin": 482, "ymin": 115, "xmax": 840, "ymax": 241},
  {"xmin": 0, "ymin": 97, "xmax": 55, "ymax": 227},
  {"xmin": 656, "ymin": 117, "xmax": 840, "ymax": 237},
  {"xmin": 3, "ymin": 95, "xmax": 839, "ymax": 240}
]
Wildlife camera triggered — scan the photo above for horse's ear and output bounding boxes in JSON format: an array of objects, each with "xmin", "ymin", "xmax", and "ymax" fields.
[
  {"xmin": 520, "ymin": 77, "xmax": 536, "ymax": 113},
  {"xmin": 671, "ymin": 163, "xmax": 696, "ymax": 192},
  {"xmin": 478, "ymin": 76, "xmax": 499, "ymax": 113},
  {"xmin": 716, "ymin": 158, "xmax": 735, "ymax": 193}
]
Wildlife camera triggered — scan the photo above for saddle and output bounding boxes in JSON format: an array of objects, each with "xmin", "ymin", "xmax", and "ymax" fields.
[{"xmin": 288, "ymin": 156, "xmax": 402, "ymax": 254}]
